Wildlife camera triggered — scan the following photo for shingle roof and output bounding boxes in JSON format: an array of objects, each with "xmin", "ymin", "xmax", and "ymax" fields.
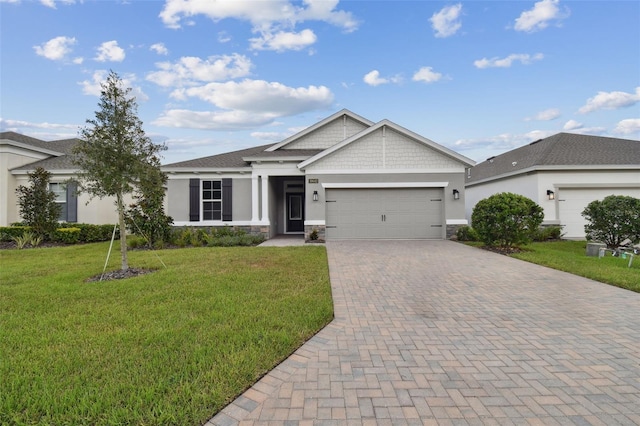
[
  {"xmin": 2, "ymin": 132, "xmax": 81, "ymax": 171},
  {"xmin": 162, "ymin": 143, "xmax": 276, "ymax": 169},
  {"xmin": 467, "ymin": 133, "xmax": 640, "ymax": 184}
]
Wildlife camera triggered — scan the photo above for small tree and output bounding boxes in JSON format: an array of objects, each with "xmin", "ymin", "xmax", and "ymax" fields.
[
  {"xmin": 582, "ymin": 195, "xmax": 640, "ymax": 248},
  {"xmin": 73, "ymin": 70, "xmax": 166, "ymax": 271},
  {"xmin": 125, "ymin": 164, "xmax": 173, "ymax": 248},
  {"xmin": 15, "ymin": 167, "xmax": 61, "ymax": 239},
  {"xmin": 471, "ymin": 192, "xmax": 544, "ymax": 248}
]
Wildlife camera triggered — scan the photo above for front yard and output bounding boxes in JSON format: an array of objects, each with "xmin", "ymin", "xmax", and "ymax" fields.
[
  {"xmin": 510, "ymin": 240, "xmax": 640, "ymax": 293},
  {"xmin": 0, "ymin": 243, "xmax": 333, "ymax": 426}
]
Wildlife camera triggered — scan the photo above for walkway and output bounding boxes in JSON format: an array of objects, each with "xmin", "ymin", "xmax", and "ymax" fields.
[{"xmin": 209, "ymin": 240, "xmax": 640, "ymax": 425}]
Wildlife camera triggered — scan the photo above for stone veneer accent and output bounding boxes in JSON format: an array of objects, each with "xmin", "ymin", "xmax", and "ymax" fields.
[
  {"xmin": 304, "ymin": 225, "xmax": 326, "ymax": 243},
  {"xmin": 446, "ymin": 224, "xmax": 462, "ymax": 240}
]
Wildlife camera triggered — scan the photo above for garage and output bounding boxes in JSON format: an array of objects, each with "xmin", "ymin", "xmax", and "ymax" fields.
[
  {"xmin": 558, "ymin": 187, "xmax": 640, "ymax": 239},
  {"xmin": 325, "ymin": 187, "xmax": 444, "ymax": 240}
]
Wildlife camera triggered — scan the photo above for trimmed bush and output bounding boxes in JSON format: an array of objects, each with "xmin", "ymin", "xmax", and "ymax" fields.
[
  {"xmin": 456, "ymin": 225, "xmax": 479, "ymax": 242},
  {"xmin": 52, "ymin": 228, "xmax": 81, "ymax": 244},
  {"xmin": 471, "ymin": 192, "xmax": 544, "ymax": 248},
  {"xmin": 0, "ymin": 226, "xmax": 30, "ymax": 242},
  {"xmin": 58, "ymin": 223, "xmax": 119, "ymax": 243},
  {"xmin": 171, "ymin": 227, "xmax": 265, "ymax": 248},
  {"xmin": 534, "ymin": 225, "xmax": 563, "ymax": 242}
]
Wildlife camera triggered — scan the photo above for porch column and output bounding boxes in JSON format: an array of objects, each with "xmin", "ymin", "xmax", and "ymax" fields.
[
  {"xmin": 261, "ymin": 175, "xmax": 269, "ymax": 224},
  {"xmin": 251, "ymin": 175, "xmax": 260, "ymax": 222}
]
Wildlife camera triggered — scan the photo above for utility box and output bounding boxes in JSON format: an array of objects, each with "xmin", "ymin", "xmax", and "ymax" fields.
[{"xmin": 586, "ymin": 242, "xmax": 606, "ymax": 257}]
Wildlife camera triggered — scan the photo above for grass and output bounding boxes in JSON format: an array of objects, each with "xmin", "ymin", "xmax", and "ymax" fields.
[
  {"xmin": 0, "ymin": 243, "xmax": 333, "ymax": 426},
  {"xmin": 509, "ymin": 240, "xmax": 640, "ymax": 293}
]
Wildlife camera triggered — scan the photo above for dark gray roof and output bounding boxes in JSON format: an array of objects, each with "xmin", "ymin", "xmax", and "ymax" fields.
[
  {"xmin": 467, "ymin": 133, "xmax": 640, "ymax": 184},
  {"xmin": 162, "ymin": 143, "xmax": 322, "ymax": 169},
  {"xmin": 2, "ymin": 132, "xmax": 81, "ymax": 171}
]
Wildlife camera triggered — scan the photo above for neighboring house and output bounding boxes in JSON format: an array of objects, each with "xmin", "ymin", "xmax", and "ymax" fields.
[
  {"xmin": 163, "ymin": 109, "xmax": 476, "ymax": 241},
  {"xmin": 465, "ymin": 133, "xmax": 640, "ymax": 239},
  {"xmin": 0, "ymin": 131, "xmax": 120, "ymax": 226}
]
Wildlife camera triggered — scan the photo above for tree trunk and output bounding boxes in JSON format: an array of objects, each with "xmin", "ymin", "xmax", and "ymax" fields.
[{"xmin": 117, "ymin": 193, "xmax": 129, "ymax": 271}]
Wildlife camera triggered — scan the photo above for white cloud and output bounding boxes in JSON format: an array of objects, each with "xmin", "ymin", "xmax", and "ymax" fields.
[
  {"xmin": 578, "ymin": 87, "xmax": 640, "ymax": 114},
  {"xmin": 218, "ymin": 31, "xmax": 231, "ymax": 43},
  {"xmin": 154, "ymin": 79, "xmax": 334, "ymax": 130},
  {"xmin": 474, "ymin": 53, "xmax": 544, "ymax": 69},
  {"xmin": 563, "ymin": 119, "xmax": 582, "ymax": 130},
  {"xmin": 39, "ymin": 0, "xmax": 75, "ymax": 8},
  {"xmin": 147, "ymin": 54, "xmax": 253, "ymax": 88},
  {"xmin": 514, "ymin": 0, "xmax": 569, "ymax": 33},
  {"xmin": 150, "ymin": 43, "xmax": 169, "ymax": 55},
  {"xmin": 178, "ymin": 79, "xmax": 333, "ymax": 114},
  {"xmin": 363, "ymin": 70, "xmax": 387, "ymax": 86},
  {"xmin": 526, "ymin": 108, "xmax": 560, "ymax": 121},
  {"xmin": 160, "ymin": 0, "xmax": 358, "ymax": 31},
  {"xmin": 412, "ymin": 67, "xmax": 443, "ymax": 84},
  {"xmin": 250, "ymin": 29, "xmax": 317, "ymax": 52},
  {"xmin": 33, "ymin": 36, "xmax": 77, "ymax": 61},
  {"xmin": 0, "ymin": 118, "xmax": 79, "ymax": 131},
  {"xmin": 613, "ymin": 118, "xmax": 640, "ymax": 135},
  {"xmin": 453, "ymin": 130, "xmax": 556, "ymax": 152},
  {"xmin": 429, "ymin": 3, "xmax": 462, "ymax": 38},
  {"xmin": 94, "ymin": 40, "xmax": 125, "ymax": 62},
  {"xmin": 251, "ymin": 130, "xmax": 295, "ymax": 142}
]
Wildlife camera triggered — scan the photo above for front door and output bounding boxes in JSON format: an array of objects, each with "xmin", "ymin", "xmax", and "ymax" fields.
[{"xmin": 286, "ymin": 193, "xmax": 304, "ymax": 233}]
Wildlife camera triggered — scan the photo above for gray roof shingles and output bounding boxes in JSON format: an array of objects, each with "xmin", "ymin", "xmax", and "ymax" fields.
[
  {"xmin": 467, "ymin": 132, "xmax": 640, "ymax": 184},
  {"xmin": 2, "ymin": 131, "xmax": 80, "ymax": 171}
]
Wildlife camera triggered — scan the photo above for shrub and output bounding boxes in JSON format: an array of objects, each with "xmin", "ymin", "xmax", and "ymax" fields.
[
  {"xmin": 456, "ymin": 225, "xmax": 479, "ymax": 241},
  {"xmin": 0, "ymin": 226, "xmax": 30, "ymax": 242},
  {"xmin": 471, "ymin": 192, "xmax": 544, "ymax": 248},
  {"xmin": 582, "ymin": 195, "xmax": 640, "ymax": 248},
  {"xmin": 533, "ymin": 225, "xmax": 563, "ymax": 242},
  {"xmin": 12, "ymin": 231, "xmax": 42, "ymax": 249},
  {"xmin": 52, "ymin": 228, "xmax": 81, "ymax": 244},
  {"xmin": 58, "ymin": 223, "xmax": 119, "ymax": 243},
  {"xmin": 15, "ymin": 167, "xmax": 61, "ymax": 240},
  {"xmin": 171, "ymin": 227, "xmax": 265, "ymax": 248}
]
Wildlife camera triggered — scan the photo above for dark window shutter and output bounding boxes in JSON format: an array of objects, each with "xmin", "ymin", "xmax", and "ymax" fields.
[
  {"xmin": 189, "ymin": 178, "xmax": 200, "ymax": 221},
  {"xmin": 66, "ymin": 181, "xmax": 78, "ymax": 223},
  {"xmin": 222, "ymin": 178, "xmax": 232, "ymax": 221}
]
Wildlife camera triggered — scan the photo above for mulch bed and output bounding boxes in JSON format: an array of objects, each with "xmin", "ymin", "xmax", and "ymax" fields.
[{"xmin": 86, "ymin": 268, "xmax": 156, "ymax": 283}]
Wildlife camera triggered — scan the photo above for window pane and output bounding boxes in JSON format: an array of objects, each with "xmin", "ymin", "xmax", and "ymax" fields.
[
  {"xmin": 213, "ymin": 181, "xmax": 221, "ymax": 189},
  {"xmin": 203, "ymin": 181, "xmax": 212, "ymax": 189},
  {"xmin": 58, "ymin": 203, "xmax": 67, "ymax": 221},
  {"xmin": 213, "ymin": 190, "xmax": 222, "ymax": 199},
  {"xmin": 203, "ymin": 191, "xmax": 212, "ymax": 200}
]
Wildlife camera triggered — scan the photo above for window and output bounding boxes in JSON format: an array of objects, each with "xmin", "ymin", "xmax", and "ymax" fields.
[
  {"xmin": 49, "ymin": 183, "xmax": 67, "ymax": 221},
  {"xmin": 202, "ymin": 180, "xmax": 222, "ymax": 220}
]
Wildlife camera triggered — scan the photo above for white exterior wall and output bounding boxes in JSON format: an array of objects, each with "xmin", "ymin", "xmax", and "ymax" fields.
[
  {"xmin": 0, "ymin": 146, "xmax": 50, "ymax": 226},
  {"xmin": 466, "ymin": 168, "xmax": 640, "ymax": 238},
  {"xmin": 285, "ymin": 116, "xmax": 368, "ymax": 149}
]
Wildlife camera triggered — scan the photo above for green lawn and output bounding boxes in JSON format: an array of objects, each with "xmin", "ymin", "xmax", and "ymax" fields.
[
  {"xmin": 0, "ymin": 243, "xmax": 333, "ymax": 426},
  {"xmin": 510, "ymin": 240, "xmax": 640, "ymax": 292}
]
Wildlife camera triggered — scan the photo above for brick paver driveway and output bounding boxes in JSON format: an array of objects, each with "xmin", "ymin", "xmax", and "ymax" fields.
[{"xmin": 210, "ymin": 240, "xmax": 640, "ymax": 425}]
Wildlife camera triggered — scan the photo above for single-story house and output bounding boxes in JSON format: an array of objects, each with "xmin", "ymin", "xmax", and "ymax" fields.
[
  {"xmin": 0, "ymin": 131, "xmax": 120, "ymax": 226},
  {"xmin": 163, "ymin": 109, "xmax": 476, "ymax": 241},
  {"xmin": 465, "ymin": 132, "xmax": 640, "ymax": 239}
]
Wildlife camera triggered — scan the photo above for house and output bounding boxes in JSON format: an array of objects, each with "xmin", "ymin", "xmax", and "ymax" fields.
[
  {"xmin": 163, "ymin": 109, "xmax": 476, "ymax": 241},
  {"xmin": 465, "ymin": 133, "xmax": 640, "ymax": 239},
  {"xmin": 0, "ymin": 131, "xmax": 120, "ymax": 226}
]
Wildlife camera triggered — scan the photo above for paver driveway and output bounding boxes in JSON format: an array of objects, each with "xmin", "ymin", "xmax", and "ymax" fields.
[{"xmin": 209, "ymin": 240, "xmax": 640, "ymax": 425}]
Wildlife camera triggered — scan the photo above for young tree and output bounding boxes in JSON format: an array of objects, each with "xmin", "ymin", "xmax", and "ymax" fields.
[
  {"xmin": 15, "ymin": 167, "xmax": 61, "ymax": 239},
  {"xmin": 125, "ymin": 163, "xmax": 174, "ymax": 248},
  {"xmin": 73, "ymin": 70, "xmax": 166, "ymax": 270},
  {"xmin": 582, "ymin": 195, "xmax": 640, "ymax": 247},
  {"xmin": 471, "ymin": 192, "xmax": 544, "ymax": 248}
]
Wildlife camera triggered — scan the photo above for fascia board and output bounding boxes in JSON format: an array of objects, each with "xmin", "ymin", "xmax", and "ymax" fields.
[{"xmin": 0, "ymin": 139, "xmax": 63, "ymax": 157}]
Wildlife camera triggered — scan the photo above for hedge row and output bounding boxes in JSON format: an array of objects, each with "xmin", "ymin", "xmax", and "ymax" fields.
[{"xmin": 0, "ymin": 224, "xmax": 119, "ymax": 243}]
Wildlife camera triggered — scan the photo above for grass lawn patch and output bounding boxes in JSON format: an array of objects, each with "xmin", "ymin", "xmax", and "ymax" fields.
[
  {"xmin": 509, "ymin": 240, "xmax": 640, "ymax": 293},
  {"xmin": 0, "ymin": 243, "xmax": 333, "ymax": 426}
]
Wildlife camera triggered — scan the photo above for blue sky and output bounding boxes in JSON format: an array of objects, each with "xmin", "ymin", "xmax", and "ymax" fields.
[{"xmin": 1, "ymin": 0, "xmax": 638, "ymax": 165}]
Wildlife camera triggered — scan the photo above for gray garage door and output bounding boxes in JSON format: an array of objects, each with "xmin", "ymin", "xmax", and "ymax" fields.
[{"xmin": 325, "ymin": 188, "xmax": 443, "ymax": 240}]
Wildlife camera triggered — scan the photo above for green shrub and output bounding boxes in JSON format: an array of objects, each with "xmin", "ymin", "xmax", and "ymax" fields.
[
  {"xmin": 456, "ymin": 225, "xmax": 479, "ymax": 241},
  {"xmin": 58, "ymin": 223, "xmax": 118, "ymax": 243},
  {"xmin": 534, "ymin": 225, "xmax": 563, "ymax": 242},
  {"xmin": 52, "ymin": 228, "xmax": 81, "ymax": 244},
  {"xmin": 582, "ymin": 195, "xmax": 640, "ymax": 248},
  {"xmin": 171, "ymin": 227, "xmax": 264, "ymax": 248},
  {"xmin": 126, "ymin": 235, "xmax": 147, "ymax": 249},
  {"xmin": 15, "ymin": 167, "xmax": 61, "ymax": 240},
  {"xmin": 0, "ymin": 226, "xmax": 30, "ymax": 242},
  {"xmin": 471, "ymin": 192, "xmax": 544, "ymax": 248}
]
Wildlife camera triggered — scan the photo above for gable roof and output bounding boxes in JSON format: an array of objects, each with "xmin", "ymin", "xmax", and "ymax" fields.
[
  {"xmin": 298, "ymin": 119, "xmax": 476, "ymax": 169},
  {"xmin": 467, "ymin": 132, "xmax": 640, "ymax": 185},
  {"xmin": 2, "ymin": 132, "xmax": 81, "ymax": 172},
  {"xmin": 265, "ymin": 109, "xmax": 375, "ymax": 152},
  {"xmin": 162, "ymin": 143, "xmax": 275, "ymax": 170}
]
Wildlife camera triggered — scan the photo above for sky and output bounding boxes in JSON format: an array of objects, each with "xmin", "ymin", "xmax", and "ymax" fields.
[{"xmin": 1, "ymin": 0, "xmax": 639, "ymax": 165}]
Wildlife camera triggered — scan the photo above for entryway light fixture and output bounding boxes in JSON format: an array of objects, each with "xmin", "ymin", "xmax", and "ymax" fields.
[
  {"xmin": 453, "ymin": 189, "xmax": 460, "ymax": 200},
  {"xmin": 547, "ymin": 190, "xmax": 555, "ymax": 200},
  {"xmin": 313, "ymin": 190, "xmax": 319, "ymax": 201}
]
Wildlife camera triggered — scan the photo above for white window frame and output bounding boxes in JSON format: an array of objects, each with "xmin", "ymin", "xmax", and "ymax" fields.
[
  {"xmin": 49, "ymin": 182, "xmax": 67, "ymax": 221},
  {"xmin": 201, "ymin": 179, "xmax": 223, "ymax": 221}
]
